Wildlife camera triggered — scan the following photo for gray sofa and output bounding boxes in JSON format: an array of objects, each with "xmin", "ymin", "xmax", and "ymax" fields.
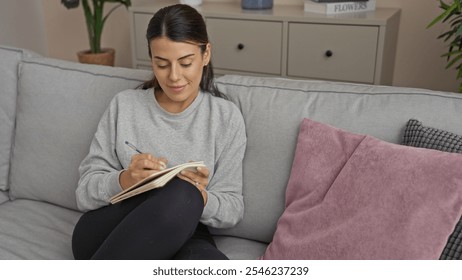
[{"xmin": 1, "ymin": 45, "xmax": 462, "ymax": 260}]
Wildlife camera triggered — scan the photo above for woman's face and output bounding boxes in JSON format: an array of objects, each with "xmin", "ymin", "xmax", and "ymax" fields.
[{"xmin": 150, "ymin": 36, "xmax": 211, "ymax": 113}]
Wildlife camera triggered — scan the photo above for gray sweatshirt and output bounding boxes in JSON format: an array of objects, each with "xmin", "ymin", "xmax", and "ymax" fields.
[{"xmin": 76, "ymin": 88, "xmax": 246, "ymax": 228}]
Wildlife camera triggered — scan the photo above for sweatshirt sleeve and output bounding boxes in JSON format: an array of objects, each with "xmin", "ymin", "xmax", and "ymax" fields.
[
  {"xmin": 200, "ymin": 108, "xmax": 247, "ymax": 228},
  {"xmin": 75, "ymin": 98, "xmax": 124, "ymax": 211}
]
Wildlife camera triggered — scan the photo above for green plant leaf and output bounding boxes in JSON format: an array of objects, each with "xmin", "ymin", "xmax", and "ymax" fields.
[
  {"xmin": 103, "ymin": 3, "xmax": 122, "ymax": 24},
  {"xmin": 441, "ymin": 0, "xmax": 451, "ymax": 10},
  {"xmin": 441, "ymin": 49, "xmax": 462, "ymax": 58},
  {"xmin": 64, "ymin": 0, "xmax": 131, "ymax": 53},
  {"xmin": 457, "ymin": 66, "xmax": 462, "ymax": 79},
  {"xmin": 445, "ymin": 52, "xmax": 462, "ymax": 69},
  {"xmin": 61, "ymin": 0, "xmax": 80, "ymax": 9},
  {"xmin": 439, "ymin": 30, "xmax": 454, "ymax": 41},
  {"xmin": 428, "ymin": 2, "xmax": 458, "ymax": 28},
  {"xmin": 457, "ymin": 24, "xmax": 462, "ymax": 36},
  {"xmin": 104, "ymin": 0, "xmax": 131, "ymax": 8}
]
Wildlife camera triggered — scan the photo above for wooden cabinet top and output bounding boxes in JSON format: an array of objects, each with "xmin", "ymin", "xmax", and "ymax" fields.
[{"xmin": 131, "ymin": 0, "xmax": 400, "ymax": 26}]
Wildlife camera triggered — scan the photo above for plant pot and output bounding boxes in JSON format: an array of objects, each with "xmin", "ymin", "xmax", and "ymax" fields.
[{"xmin": 77, "ymin": 48, "xmax": 115, "ymax": 66}]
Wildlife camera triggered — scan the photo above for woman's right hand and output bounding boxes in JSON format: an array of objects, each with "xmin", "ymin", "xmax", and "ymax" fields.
[{"xmin": 119, "ymin": 154, "xmax": 168, "ymax": 190}]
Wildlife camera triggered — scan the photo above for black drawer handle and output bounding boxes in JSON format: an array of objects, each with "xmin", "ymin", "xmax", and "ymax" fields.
[
  {"xmin": 237, "ymin": 43, "xmax": 245, "ymax": 50},
  {"xmin": 325, "ymin": 50, "xmax": 333, "ymax": 57}
]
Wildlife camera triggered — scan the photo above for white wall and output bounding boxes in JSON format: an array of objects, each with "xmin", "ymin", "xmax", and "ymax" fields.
[{"xmin": 0, "ymin": 0, "xmax": 48, "ymax": 56}]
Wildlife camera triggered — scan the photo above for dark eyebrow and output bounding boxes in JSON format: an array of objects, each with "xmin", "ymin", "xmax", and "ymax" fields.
[{"xmin": 153, "ymin": 54, "xmax": 195, "ymax": 61}]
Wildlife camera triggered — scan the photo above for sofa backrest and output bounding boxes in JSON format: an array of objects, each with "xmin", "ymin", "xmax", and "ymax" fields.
[
  {"xmin": 213, "ymin": 75, "xmax": 462, "ymax": 243},
  {"xmin": 8, "ymin": 56, "xmax": 151, "ymax": 210},
  {"xmin": 0, "ymin": 46, "xmax": 37, "ymax": 204}
]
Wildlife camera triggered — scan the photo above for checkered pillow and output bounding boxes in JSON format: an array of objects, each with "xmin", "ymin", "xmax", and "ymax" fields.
[{"xmin": 402, "ymin": 119, "xmax": 462, "ymax": 259}]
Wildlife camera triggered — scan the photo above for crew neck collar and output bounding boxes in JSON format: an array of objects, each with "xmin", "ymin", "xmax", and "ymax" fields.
[{"xmin": 149, "ymin": 88, "xmax": 204, "ymax": 119}]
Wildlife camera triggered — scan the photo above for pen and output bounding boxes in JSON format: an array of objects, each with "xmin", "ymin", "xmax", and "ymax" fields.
[{"xmin": 124, "ymin": 141, "xmax": 144, "ymax": 154}]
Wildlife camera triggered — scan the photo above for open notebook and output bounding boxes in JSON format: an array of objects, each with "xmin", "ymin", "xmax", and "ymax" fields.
[{"xmin": 110, "ymin": 161, "xmax": 205, "ymax": 204}]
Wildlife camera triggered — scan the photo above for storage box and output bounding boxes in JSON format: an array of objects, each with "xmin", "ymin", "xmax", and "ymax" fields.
[{"xmin": 241, "ymin": 0, "xmax": 273, "ymax": 10}]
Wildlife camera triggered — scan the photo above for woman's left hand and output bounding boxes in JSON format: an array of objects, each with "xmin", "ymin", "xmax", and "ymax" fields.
[{"xmin": 177, "ymin": 166, "xmax": 209, "ymax": 205}]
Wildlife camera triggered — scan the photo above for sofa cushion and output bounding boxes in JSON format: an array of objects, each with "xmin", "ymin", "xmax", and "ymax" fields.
[
  {"xmin": 213, "ymin": 75, "xmax": 462, "ymax": 244},
  {"xmin": 0, "ymin": 199, "xmax": 81, "ymax": 259},
  {"xmin": 261, "ymin": 118, "xmax": 462, "ymax": 259},
  {"xmin": 214, "ymin": 236, "xmax": 267, "ymax": 260},
  {"xmin": 0, "ymin": 191, "xmax": 8, "ymax": 205},
  {"xmin": 403, "ymin": 119, "xmax": 462, "ymax": 152},
  {"xmin": 9, "ymin": 57, "xmax": 151, "ymax": 210},
  {"xmin": 402, "ymin": 119, "xmax": 462, "ymax": 260},
  {"xmin": 0, "ymin": 46, "xmax": 36, "ymax": 194}
]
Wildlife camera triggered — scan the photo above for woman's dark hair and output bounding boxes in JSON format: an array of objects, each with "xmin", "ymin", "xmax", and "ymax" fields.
[{"xmin": 140, "ymin": 4, "xmax": 226, "ymax": 99}]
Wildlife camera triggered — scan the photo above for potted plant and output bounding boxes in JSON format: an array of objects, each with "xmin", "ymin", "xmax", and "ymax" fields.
[
  {"xmin": 428, "ymin": 0, "xmax": 462, "ymax": 92},
  {"xmin": 61, "ymin": 0, "xmax": 132, "ymax": 66}
]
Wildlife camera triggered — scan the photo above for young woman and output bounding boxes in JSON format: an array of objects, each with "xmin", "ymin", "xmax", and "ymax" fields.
[{"xmin": 71, "ymin": 4, "xmax": 246, "ymax": 260}]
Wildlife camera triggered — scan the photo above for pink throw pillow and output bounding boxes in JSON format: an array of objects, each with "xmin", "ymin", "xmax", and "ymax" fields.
[{"xmin": 260, "ymin": 118, "xmax": 462, "ymax": 259}]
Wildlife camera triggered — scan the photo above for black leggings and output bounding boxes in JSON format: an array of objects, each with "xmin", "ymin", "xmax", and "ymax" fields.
[{"xmin": 72, "ymin": 177, "xmax": 228, "ymax": 260}]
